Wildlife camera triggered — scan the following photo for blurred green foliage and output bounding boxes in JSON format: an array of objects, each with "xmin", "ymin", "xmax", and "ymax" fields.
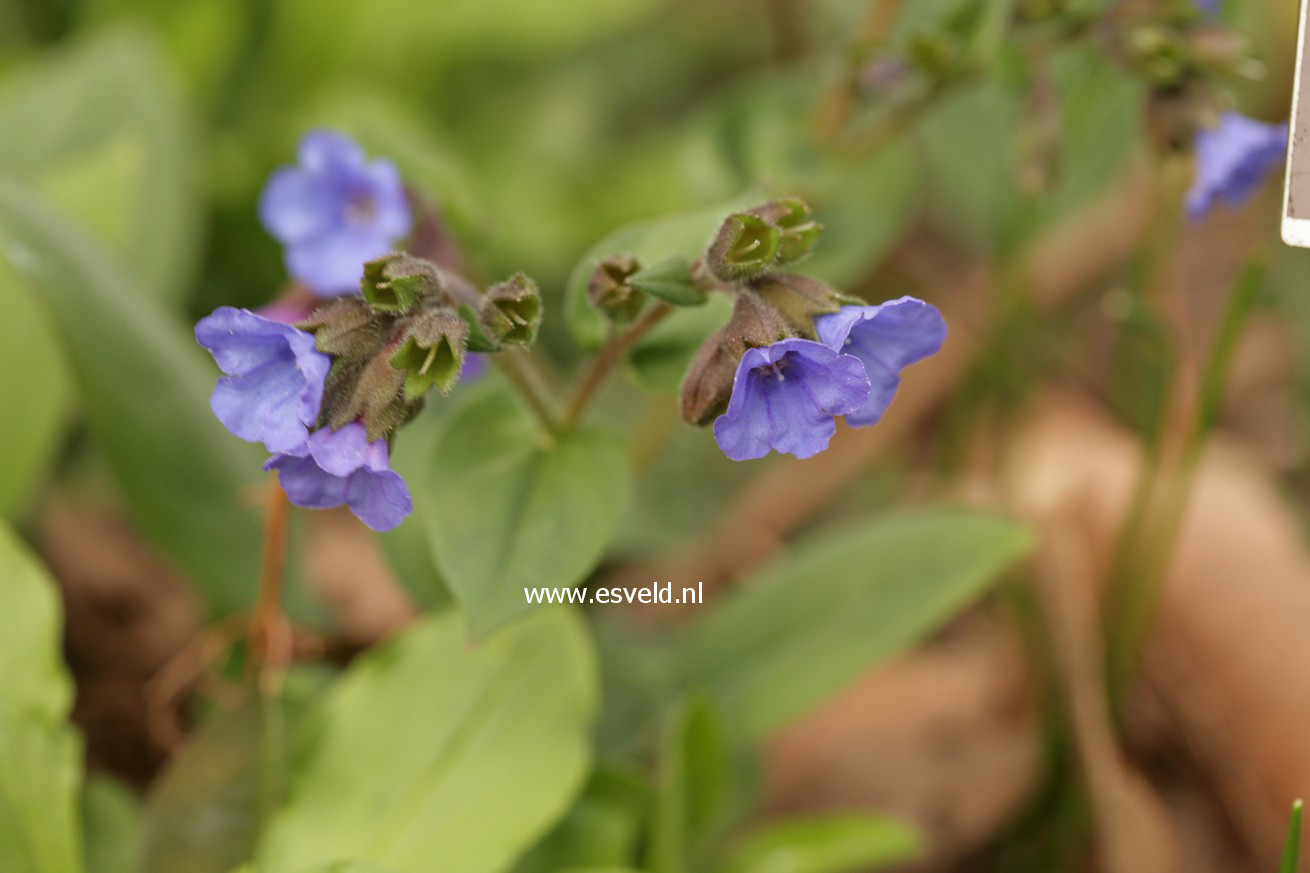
[{"xmin": 0, "ymin": 0, "xmax": 1296, "ymax": 870}]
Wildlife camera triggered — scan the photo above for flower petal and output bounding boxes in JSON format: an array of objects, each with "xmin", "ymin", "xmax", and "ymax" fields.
[
  {"xmin": 362, "ymin": 159, "xmax": 413, "ymax": 241},
  {"xmin": 268, "ymin": 453, "xmax": 350, "ymax": 509},
  {"xmin": 211, "ymin": 360, "xmax": 312, "ymax": 454},
  {"xmin": 307, "ymin": 422, "xmax": 376, "ymax": 477},
  {"xmin": 258, "ymin": 167, "xmax": 339, "ymax": 244},
  {"xmin": 345, "ymin": 468, "xmax": 412, "ymax": 531},
  {"xmin": 1186, "ymin": 112, "xmax": 1288, "ymax": 221},
  {"xmin": 298, "ymin": 130, "xmax": 366, "ymax": 173},
  {"xmin": 713, "ymin": 338, "xmax": 870, "ymax": 461},
  {"xmin": 284, "ymin": 226, "xmax": 394, "ymax": 296},
  {"xmin": 816, "ymin": 299, "xmax": 946, "ymax": 427}
]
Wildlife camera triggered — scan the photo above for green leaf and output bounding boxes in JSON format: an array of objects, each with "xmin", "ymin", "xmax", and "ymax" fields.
[
  {"xmin": 229, "ymin": 863, "xmax": 400, "ymax": 873},
  {"xmin": 0, "ymin": 259, "xmax": 71, "ymax": 517},
  {"xmin": 565, "ymin": 201, "xmax": 749, "ymax": 349},
  {"xmin": 0, "ymin": 179, "xmax": 264, "ymax": 615},
  {"xmin": 142, "ymin": 696, "xmax": 282, "ymax": 873},
  {"xmin": 381, "ymin": 408, "xmax": 453, "ymax": 611},
  {"xmin": 258, "ymin": 608, "xmax": 598, "ymax": 873},
  {"xmin": 720, "ymin": 813, "xmax": 923, "ymax": 873},
  {"xmin": 1281, "ymin": 799, "xmax": 1303, "ymax": 873},
  {"xmin": 0, "ymin": 28, "xmax": 200, "ymax": 300},
  {"xmin": 628, "ymin": 257, "xmax": 707, "ymax": 307},
  {"xmin": 0, "ymin": 521, "xmax": 84, "ymax": 873},
  {"xmin": 424, "ymin": 387, "xmax": 630, "ymax": 637},
  {"xmin": 679, "ymin": 510, "xmax": 1034, "ymax": 738},
  {"xmin": 82, "ymin": 776, "xmax": 142, "ymax": 873},
  {"xmin": 647, "ymin": 698, "xmax": 734, "ymax": 873},
  {"xmin": 512, "ymin": 766, "xmax": 652, "ymax": 873}
]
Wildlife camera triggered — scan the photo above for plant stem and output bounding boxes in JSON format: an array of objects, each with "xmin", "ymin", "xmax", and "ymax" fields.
[
  {"xmin": 249, "ymin": 477, "xmax": 292, "ymax": 693},
  {"xmin": 1105, "ymin": 253, "xmax": 1265, "ymax": 700},
  {"xmin": 495, "ymin": 350, "xmax": 563, "ymax": 437},
  {"xmin": 563, "ymin": 302, "xmax": 674, "ymax": 430}
]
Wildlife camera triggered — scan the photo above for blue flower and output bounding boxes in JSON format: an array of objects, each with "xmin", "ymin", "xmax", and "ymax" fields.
[
  {"xmin": 259, "ymin": 130, "xmax": 412, "ymax": 296},
  {"xmin": 713, "ymin": 338, "xmax": 871, "ymax": 461},
  {"xmin": 1186, "ymin": 112, "xmax": 1288, "ymax": 220},
  {"xmin": 814, "ymin": 298, "xmax": 947, "ymax": 427},
  {"xmin": 195, "ymin": 307, "xmax": 331, "ymax": 454},
  {"xmin": 265, "ymin": 423, "xmax": 412, "ymax": 531}
]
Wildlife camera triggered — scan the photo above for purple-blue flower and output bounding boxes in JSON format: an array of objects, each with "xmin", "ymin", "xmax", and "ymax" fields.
[
  {"xmin": 265, "ymin": 423, "xmax": 412, "ymax": 531},
  {"xmin": 259, "ymin": 130, "xmax": 412, "ymax": 296},
  {"xmin": 814, "ymin": 298, "xmax": 947, "ymax": 427},
  {"xmin": 713, "ymin": 339, "xmax": 871, "ymax": 461},
  {"xmin": 195, "ymin": 307, "xmax": 330, "ymax": 454},
  {"xmin": 1186, "ymin": 112, "xmax": 1288, "ymax": 220}
]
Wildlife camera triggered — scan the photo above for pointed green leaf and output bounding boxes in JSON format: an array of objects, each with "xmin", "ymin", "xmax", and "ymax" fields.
[
  {"xmin": 1281, "ymin": 799, "xmax": 1303, "ymax": 873},
  {"xmin": 721, "ymin": 813, "xmax": 923, "ymax": 873},
  {"xmin": 0, "ymin": 259, "xmax": 71, "ymax": 517},
  {"xmin": 679, "ymin": 510, "xmax": 1034, "ymax": 738},
  {"xmin": 628, "ymin": 257, "xmax": 707, "ymax": 307},
  {"xmin": 0, "ymin": 179, "xmax": 263, "ymax": 615},
  {"xmin": 0, "ymin": 29, "xmax": 200, "ymax": 300}
]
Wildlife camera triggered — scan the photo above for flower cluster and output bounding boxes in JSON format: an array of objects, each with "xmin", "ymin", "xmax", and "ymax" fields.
[
  {"xmin": 636, "ymin": 199, "xmax": 947, "ymax": 461},
  {"xmin": 1185, "ymin": 112, "xmax": 1288, "ymax": 220},
  {"xmin": 711, "ymin": 296, "xmax": 946, "ymax": 461},
  {"xmin": 199, "ymin": 132, "xmax": 540, "ymax": 530}
]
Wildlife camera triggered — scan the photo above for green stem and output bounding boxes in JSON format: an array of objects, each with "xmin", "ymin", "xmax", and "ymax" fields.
[
  {"xmin": 562, "ymin": 302, "xmax": 674, "ymax": 431},
  {"xmin": 494, "ymin": 350, "xmax": 563, "ymax": 437},
  {"xmin": 1105, "ymin": 252, "xmax": 1265, "ymax": 700}
]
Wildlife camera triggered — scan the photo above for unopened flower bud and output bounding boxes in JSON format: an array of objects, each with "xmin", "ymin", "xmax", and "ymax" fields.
[
  {"xmin": 298, "ymin": 296, "xmax": 390, "ymax": 363},
  {"xmin": 679, "ymin": 291, "xmax": 793, "ymax": 425},
  {"xmin": 480, "ymin": 273, "xmax": 542, "ymax": 345},
  {"xmin": 707, "ymin": 213, "xmax": 782, "ymax": 281},
  {"xmin": 752, "ymin": 273, "xmax": 847, "ymax": 337},
  {"xmin": 361, "ymin": 252, "xmax": 441, "ymax": 313},
  {"xmin": 587, "ymin": 255, "xmax": 647, "ymax": 323}
]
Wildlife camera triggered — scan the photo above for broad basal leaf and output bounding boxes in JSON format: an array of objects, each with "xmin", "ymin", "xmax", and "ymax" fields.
[
  {"xmin": 0, "ymin": 522, "xmax": 84, "ymax": 873},
  {"xmin": 423, "ymin": 387, "xmax": 630, "ymax": 637},
  {"xmin": 258, "ymin": 608, "xmax": 598, "ymax": 873},
  {"xmin": 141, "ymin": 697, "xmax": 281, "ymax": 873},
  {"xmin": 0, "ymin": 179, "xmax": 264, "ymax": 615},
  {"xmin": 679, "ymin": 509, "xmax": 1033, "ymax": 738},
  {"xmin": 0, "ymin": 28, "xmax": 200, "ymax": 300}
]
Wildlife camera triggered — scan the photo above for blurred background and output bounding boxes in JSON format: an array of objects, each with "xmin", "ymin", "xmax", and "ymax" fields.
[{"xmin": 2, "ymin": 0, "xmax": 1309, "ymax": 871}]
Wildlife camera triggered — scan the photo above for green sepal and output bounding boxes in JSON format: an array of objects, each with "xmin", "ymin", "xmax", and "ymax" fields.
[
  {"xmin": 587, "ymin": 255, "xmax": 647, "ymax": 323},
  {"xmin": 389, "ymin": 309, "xmax": 469, "ymax": 401},
  {"xmin": 751, "ymin": 273, "xmax": 844, "ymax": 338},
  {"xmin": 298, "ymin": 297, "xmax": 390, "ymax": 364},
  {"xmin": 480, "ymin": 272, "xmax": 542, "ymax": 346},
  {"xmin": 706, "ymin": 213, "xmax": 781, "ymax": 282},
  {"xmin": 628, "ymin": 257, "xmax": 706, "ymax": 307},
  {"xmin": 747, "ymin": 197, "xmax": 824, "ymax": 265},
  {"xmin": 361, "ymin": 253, "xmax": 441, "ymax": 313},
  {"xmin": 679, "ymin": 290, "xmax": 793, "ymax": 426},
  {"xmin": 457, "ymin": 303, "xmax": 502, "ymax": 353}
]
